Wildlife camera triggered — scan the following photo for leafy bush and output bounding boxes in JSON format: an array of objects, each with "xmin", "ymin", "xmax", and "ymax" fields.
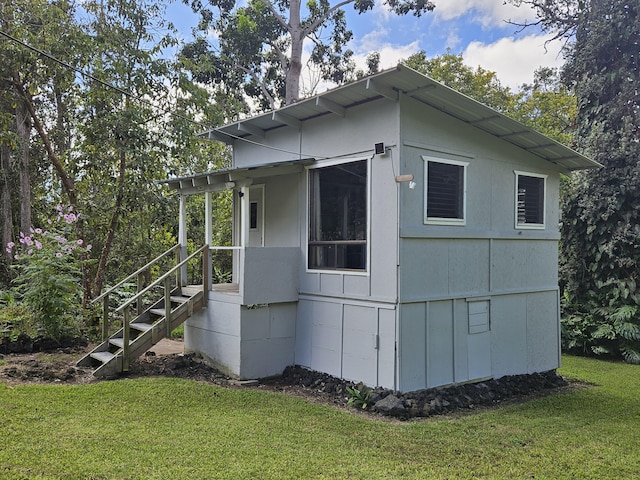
[
  {"xmin": 5, "ymin": 206, "xmax": 90, "ymax": 339},
  {"xmin": 561, "ymin": 292, "xmax": 640, "ymax": 364}
]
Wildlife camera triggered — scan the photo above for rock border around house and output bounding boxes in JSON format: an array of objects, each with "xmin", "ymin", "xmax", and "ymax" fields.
[{"xmin": 273, "ymin": 365, "xmax": 569, "ymax": 420}]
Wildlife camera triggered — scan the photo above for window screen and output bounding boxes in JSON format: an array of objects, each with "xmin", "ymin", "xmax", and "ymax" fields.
[{"xmin": 308, "ymin": 160, "xmax": 367, "ymax": 271}]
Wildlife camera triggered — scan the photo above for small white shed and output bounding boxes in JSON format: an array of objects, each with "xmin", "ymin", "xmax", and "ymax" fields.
[{"xmin": 166, "ymin": 65, "xmax": 599, "ymax": 392}]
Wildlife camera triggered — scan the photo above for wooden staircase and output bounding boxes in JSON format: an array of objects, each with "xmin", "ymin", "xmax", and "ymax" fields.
[{"xmin": 78, "ymin": 244, "xmax": 209, "ymax": 378}]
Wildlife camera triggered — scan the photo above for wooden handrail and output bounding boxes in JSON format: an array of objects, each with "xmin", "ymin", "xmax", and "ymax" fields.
[
  {"xmin": 115, "ymin": 245, "xmax": 209, "ymax": 313},
  {"xmin": 91, "ymin": 244, "xmax": 182, "ymax": 304}
]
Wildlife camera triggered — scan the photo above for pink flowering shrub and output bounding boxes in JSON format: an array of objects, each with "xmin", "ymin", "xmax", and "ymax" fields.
[{"xmin": 6, "ymin": 206, "xmax": 92, "ymax": 339}]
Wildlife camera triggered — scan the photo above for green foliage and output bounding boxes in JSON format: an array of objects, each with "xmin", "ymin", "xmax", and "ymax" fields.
[
  {"xmin": 0, "ymin": 302, "xmax": 37, "ymax": 342},
  {"xmin": 561, "ymin": 293, "xmax": 640, "ymax": 364},
  {"xmin": 508, "ymin": 67, "xmax": 577, "ymax": 145},
  {"xmin": 346, "ymin": 382, "xmax": 371, "ymax": 409},
  {"xmin": 171, "ymin": 323, "xmax": 184, "ymax": 339},
  {"xmin": 404, "ymin": 52, "xmax": 577, "ymax": 147},
  {"xmin": 556, "ymin": 0, "xmax": 640, "ymax": 363},
  {"xmin": 6, "ymin": 207, "xmax": 89, "ymax": 338},
  {"xmin": 404, "ymin": 50, "xmax": 514, "ymax": 112},
  {"xmin": 181, "ymin": 0, "xmax": 437, "ymax": 108}
]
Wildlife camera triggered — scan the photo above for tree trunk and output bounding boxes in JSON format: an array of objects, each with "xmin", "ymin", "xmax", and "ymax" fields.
[
  {"xmin": 12, "ymin": 72, "xmax": 77, "ymax": 208},
  {"xmin": 285, "ymin": 0, "xmax": 303, "ymax": 105},
  {"xmin": 1, "ymin": 143, "xmax": 14, "ymax": 262},
  {"xmin": 92, "ymin": 149, "xmax": 127, "ymax": 295},
  {"xmin": 15, "ymin": 100, "xmax": 31, "ymax": 233}
]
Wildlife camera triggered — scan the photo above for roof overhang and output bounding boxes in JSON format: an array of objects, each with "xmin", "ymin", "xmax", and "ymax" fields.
[
  {"xmin": 160, "ymin": 158, "xmax": 315, "ymax": 195},
  {"xmin": 201, "ymin": 64, "xmax": 601, "ymax": 172}
]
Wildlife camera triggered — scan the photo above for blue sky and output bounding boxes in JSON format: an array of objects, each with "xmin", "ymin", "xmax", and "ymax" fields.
[{"xmin": 167, "ymin": 0, "xmax": 566, "ymax": 93}]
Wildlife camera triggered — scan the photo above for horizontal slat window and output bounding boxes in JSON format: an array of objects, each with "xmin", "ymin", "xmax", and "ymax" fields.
[
  {"xmin": 423, "ymin": 156, "xmax": 468, "ymax": 226},
  {"xmin": 515, "ymin": 171, "xmax": 546, "ymax": 229}
]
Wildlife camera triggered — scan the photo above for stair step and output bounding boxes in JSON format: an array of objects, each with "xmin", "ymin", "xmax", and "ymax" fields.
[
  {"xmin": 90, "ymin": 351, "xmax": 116, "ymax": 364},
  {"xmin": 130, "ymin": 322, "xmax": 153, "ymax": 332},
  {"xmin": 150, "ymin": 308, "xmax": 166, "ymax": 317},
  {"xmin": 109, "ymin": 338, "xmax": 126, "ymax": 348},
  {"xmin": 181, "ymin": 286, "xmax": 202, "ymax": 296},
  {"xmin": 170, "ymin": 295, "xmax": 190, "ymax": 303}
]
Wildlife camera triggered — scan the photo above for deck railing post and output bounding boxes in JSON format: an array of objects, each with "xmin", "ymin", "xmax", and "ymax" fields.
[
  {"xmin": 123, "ymin": 308, "xmax": 130, "ymax": 372},
  {"xmin": 202, "ymin": 245, "xmax": 210, "ymax": 299},
  {"xmin": 102, "ymin": 294, "xmax": 110, "ymax": 341},
  {"xmin": 136, "ymin": 272, "xmax": 145, "ymax": 316},
  {"xmin": 175, "ymin": 247, "xmax": 182, "ymax": 288},
  {"xmin": 164, "ymin": 277, "xmax": 172, "ymax": 337}
]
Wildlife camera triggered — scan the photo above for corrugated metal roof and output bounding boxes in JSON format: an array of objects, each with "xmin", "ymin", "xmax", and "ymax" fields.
[{"xmin": 203, "ymin": 64, "xmax": 600, "ymax": 172}]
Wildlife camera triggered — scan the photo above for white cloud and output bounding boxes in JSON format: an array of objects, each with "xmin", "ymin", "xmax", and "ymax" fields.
[
  {"xmin": 434, "ymin": 0, "xmax": 536, "ymax": 28},
  {"xmin": 355, "ymin": 41, "xmax": 421, "ymax": 70},
  {"xmin": 462, "ymin": 34, "xmax": 565, "ymax": 89}
]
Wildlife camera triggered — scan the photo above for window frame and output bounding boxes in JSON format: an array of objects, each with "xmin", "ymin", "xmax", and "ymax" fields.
[
  {"xmin": 306, "ymin": 157, "xmax": 370, "ymax": 274},
  {"xmin": 514, "ymin": 170, "xmax": 547, "ymax": 230},
  {"xmin": 423, "ymin": 156, "xmax": 469, "ymax": 226}
]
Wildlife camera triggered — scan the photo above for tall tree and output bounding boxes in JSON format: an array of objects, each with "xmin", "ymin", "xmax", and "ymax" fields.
[
  {"xmin": 0, "ymin": 0, "xmax": 83, "ymax": 277},
  {"xmin": 517, "ymin": 0, "xmax": 640, "ymax": 362},
  {"xmin": 180, "ymin": 0, "xmax": 436, "ymax": 110}
]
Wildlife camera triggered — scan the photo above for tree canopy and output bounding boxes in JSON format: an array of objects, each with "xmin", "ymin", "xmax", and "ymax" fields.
[
  {"xmin": 523, "ymin": 0, "xmax": 640, "ymax": 362},
  {"xmin": 180, "ymin": 0, "xmax": 437, "ymax": 111},
  {"xmin": 0, "ymin": 0, "xmax": 230, "ymax": 304},
  {"xmin": 404, "ymin": 51, "xmax": 577, "ymax": 145}
]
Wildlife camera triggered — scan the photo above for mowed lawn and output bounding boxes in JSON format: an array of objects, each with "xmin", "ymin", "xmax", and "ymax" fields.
[{"xmin": 1, "ymin": 355, "xmax": 638, "ymax": 479}]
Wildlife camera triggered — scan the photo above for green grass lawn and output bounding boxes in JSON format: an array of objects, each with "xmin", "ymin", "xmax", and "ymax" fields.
[{"xmin": 1, "ymin": 355, "xmax": 638, "ymax": 479}]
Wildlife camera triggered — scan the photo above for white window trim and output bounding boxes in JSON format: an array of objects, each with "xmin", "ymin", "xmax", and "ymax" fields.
[
  {"xmin": 422, "ymin": 155, "xmax": 469, "ymax": 226},
  {"xmin": 514, "ymin": 170, "xmax": 547, "ymax": 230},
  {"xmin": 305, "ymin": 157, "xmax": 371, "ymax": 276}
]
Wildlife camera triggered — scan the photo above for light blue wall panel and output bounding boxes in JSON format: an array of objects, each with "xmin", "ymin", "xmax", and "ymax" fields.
[
  {"xmin": 342, "ymin": 305, "xmax": 378, "ymax": 386},
  {"xmin": 370, "ymin": 150, "xmax": 399, "ymax": 301},
  {"xmin": 398, "ymin": 302, "xmax": 426, "ymax": 392},
  {"xmin": 427, "ymin": 300, "xmax": 455, "ymax": 387},
  {"xmin": 467, "ymin": 297, "xmax": 491, "ymax": 381},
  {"xmin": 343, "ymin": 274, "xmax": 370, "ymax": 298},
  {"xmin": 270, "ymin": 303, "xmax": 298, "ymax": 338},
  {"xmin": 318, "ymin": 273, "xmax": 344, "ymax": 296},
  {"xmin": 448, "ymin": 241, "xmax": 490, "ymax": 295},
  {"xmin": 378, "ymin": 307, "xmax": 397, "ymax": 389},
  {"xmin": 241, "ymin": 337, "xmax": 295, "ymax": 379},
  {"xmin": 299, "ymin": 272, "xmax": 320, "ymax": 294},
  {"xmin": 491, "ymin": 295, "xmax": 527, "ymax": 377},
  {"xmin": 526, "ymin": 291, "xmax": 560, "ymax": 373},
  {"xmin": 301, "ymin": 100, "xmax": 399, "ymax": 159},
  {"xmin": 491, "ymin": 240, "xmax": 558, "ymax": 291},
  {"xmin": 453, "ymin": 299, "xmax": 469, "ymax": 382},
  {"xmin": 240, "ymin": 306, "xmax": 270, "ymax": 341},
  {"xmin": 262, "ymin": 174, "xmax": 301, "ymax": 247},
  {"xmin": 401, "ymin": 239, "xmax": 449, "ymax": 299},
  {"xmin": 233, "ymin": 126, "xmax": 302, "ymax": 167},
  {"xmin": 185, "ymin": 305, "xmax": 242, "ymax": 375},
  {"xmin": 310, "ymin": 301, "xmax": 343, "ymax": 377},
  {"xmin": 295, "ymin": 300, "xmax": 313, "ymax": 367}
]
